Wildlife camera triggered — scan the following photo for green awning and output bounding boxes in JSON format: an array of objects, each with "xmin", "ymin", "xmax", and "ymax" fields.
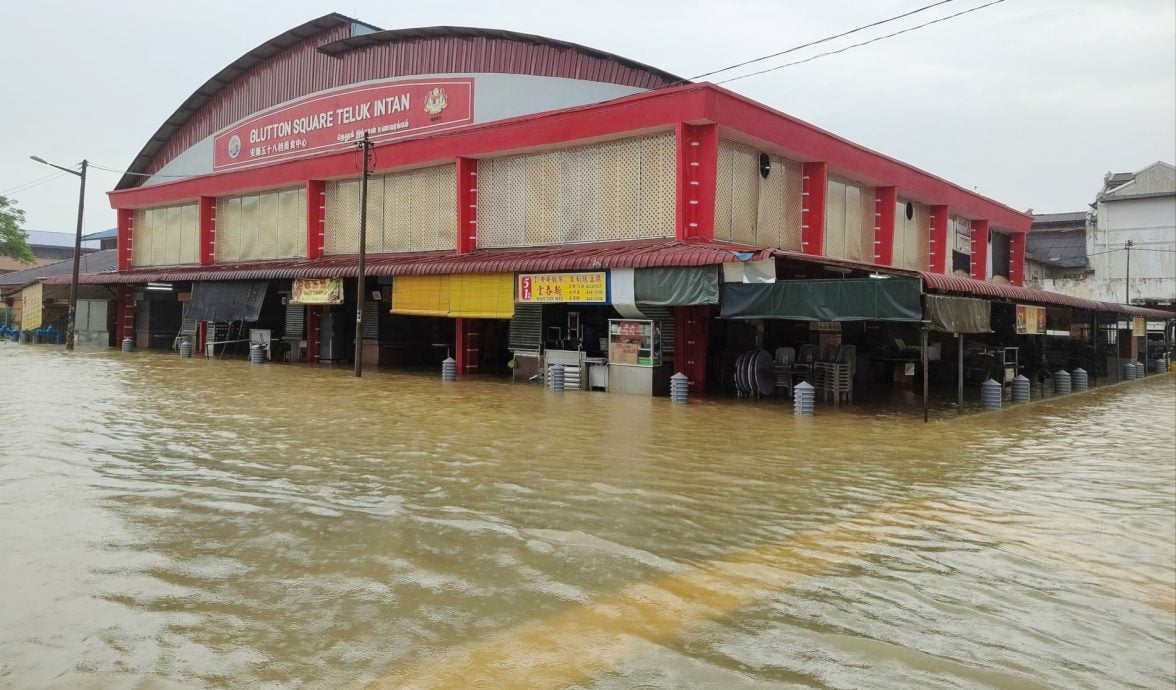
[
  {"xmin": 925, "ymin": 295, "xmax": 990, "ymax": 333},
  {"xmin": 720, "ymin": 278, "xmax": 923, "ymax": 321},
  {"xmin": 634, "ymin": 266, "xmax": 720, "ymax": 306}
]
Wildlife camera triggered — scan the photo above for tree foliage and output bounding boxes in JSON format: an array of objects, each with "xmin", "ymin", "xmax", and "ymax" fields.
[{"xmin": 0, "ymin": 195, "xmax": 34, "ymax": 263}]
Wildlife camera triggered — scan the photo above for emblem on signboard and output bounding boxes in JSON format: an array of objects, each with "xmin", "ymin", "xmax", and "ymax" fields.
[
  {"xmin": 423, "ymin": 87, "xmax": 448, "ymax": 116},
  {"xmin": 228, "ymin": 135, "xmax": 242, "ymax": 159}
]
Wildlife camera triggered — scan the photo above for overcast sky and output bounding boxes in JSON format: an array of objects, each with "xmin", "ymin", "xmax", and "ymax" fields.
[{"xmin": 1, "ymin": 0, "xmax": 1173, "ymax": 235}]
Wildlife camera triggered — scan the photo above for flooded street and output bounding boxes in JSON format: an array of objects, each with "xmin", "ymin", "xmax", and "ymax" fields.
[{"xmin": 1, "ymin": 345, "xmax": 1173, "ymax": 689}]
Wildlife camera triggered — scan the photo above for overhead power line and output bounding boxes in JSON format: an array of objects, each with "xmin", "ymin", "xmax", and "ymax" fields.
[
  {"xmin": 717, "ymin": 0, "xmax": 1008, "ymax": 85},
  {"xmin": 1, "ymin": 170, "xmax": 70, "ymax": 197},
  {"xmin": 680, "ymin": 0, "xmax": 959, "ymax": 84}
]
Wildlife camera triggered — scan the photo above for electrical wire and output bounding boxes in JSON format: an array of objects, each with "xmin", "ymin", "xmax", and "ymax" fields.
[
  {"xmin": 87, "ymin": 162, "xmax": 195, "ymax": 178},
  {"xmin": 1, "ymin": 170, "xmax": 70, "ymax": 196},
  {"xmin": 717, "ymin": 0, "xmax": 1008, "ymax": 85},
  {"xmin": 674, "ymin": 0, "xmax": 959, "ymax": 85}
]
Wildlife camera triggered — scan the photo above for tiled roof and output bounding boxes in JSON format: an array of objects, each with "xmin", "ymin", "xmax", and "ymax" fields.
[
  {"xmin": 921, "ymin": 271, "xmax": 1172, "ymax": 318},
  {"xmin": 43, "ymin": 240, "xmax": 775, "ymax": 286},
  {"xmin": 0, "ymin": 249, "xmax": 119, "ymax": 288}
]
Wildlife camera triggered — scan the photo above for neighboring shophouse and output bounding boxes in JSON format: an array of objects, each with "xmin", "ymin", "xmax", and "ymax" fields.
[
  {"xmin": 45, "ymin": 13, "xmax": 1170, "ymax": 393},
  {"xmin": 1026, "ymin": 211, "xmax": 1091, "ymax": 289},
  {"xmin": 1039, "ymin": 162, "xmax": 1175, "ymax": 307}
]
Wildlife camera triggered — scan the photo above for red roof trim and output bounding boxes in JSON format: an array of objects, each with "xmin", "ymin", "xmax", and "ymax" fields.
[
  {"xmin": 921, "ymin": 271, "xmax": 1173, "ymax": 318},
  {"xmin": 46, "ymin": 239, "xmax": 772, "ymax": 286}
]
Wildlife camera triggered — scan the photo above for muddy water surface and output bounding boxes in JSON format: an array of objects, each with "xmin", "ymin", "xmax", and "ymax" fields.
[{"xmin": 1, "ymin": 345, "xmax": 1173, "ymax": 688}]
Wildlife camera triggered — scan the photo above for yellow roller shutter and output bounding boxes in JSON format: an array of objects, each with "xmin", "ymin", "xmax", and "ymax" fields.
[
  {"xmin": 449, "ymin": 273, "xmax": 515, "ymax": 319},
  {"xmin": 392, "ymin": 275, "xmax": 451, "ymax": 316}
]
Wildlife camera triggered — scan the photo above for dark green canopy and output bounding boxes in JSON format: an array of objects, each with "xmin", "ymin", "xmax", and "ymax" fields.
[
  {"xmin": 720, "ymin": 278, "xmax": 923, "ymax": 322},
  {"xmin": 925, "ymin": 295, "xmax": 991, "ymax": 333},
  {"xmin": 633, "ymin": 266, "xmax": 720, "ymax": 306}
]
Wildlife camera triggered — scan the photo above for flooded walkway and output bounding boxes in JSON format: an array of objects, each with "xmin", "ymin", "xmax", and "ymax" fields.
[{"xmin": 1, "ymin": 345, "xmax": 1173, "ymax": 688}]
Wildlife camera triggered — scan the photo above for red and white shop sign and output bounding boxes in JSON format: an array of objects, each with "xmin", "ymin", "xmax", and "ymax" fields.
[{"xmin": 212, "ymin": 78, "xmax": 474, "ymax": 171}]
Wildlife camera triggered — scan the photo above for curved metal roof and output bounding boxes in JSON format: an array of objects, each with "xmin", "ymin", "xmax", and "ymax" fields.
[
  {"xmin": 117, "ymin": 13, "xmax": 372, "ymax": 191},
  {"xmin": 921, "ymin": 271, "xmax": 1173, "ymax": 318},
  {"xmin": 315, "ymin": 26, "xmax": 683, "ymax": 85},
  {"xmin": 116, "ymin": 16, "xmax": 682, "ymax": 191}
]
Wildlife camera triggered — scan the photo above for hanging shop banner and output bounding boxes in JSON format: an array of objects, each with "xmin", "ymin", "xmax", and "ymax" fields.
[
  {"xmin": 20, "ymin": 282, "xmax": 42, "ymax": 331},
  {"xmin": 213, "ymin": 78, "xmax": 475, "ymax": 171},
  {"xmin": 517, "ymin": 272, "xmax": 608, "ymax": 304},
  {"xmin": 1133, "ymin": 317, "xmax": 1146, "ymax": 337},
  {"xmin": 720, "ymin": 278, "xmax": 923, "ymax": 322},
  {"xmin": 291, "ymin": 278, "xmax": 344, "ymax": 305},
  {"xmin": 925, "ymin": 295, "xmax": 991, "ymax": 334},
  {"xmin": 1015, "ymin": 305, "xmax": 1048, "ymax": 335}
]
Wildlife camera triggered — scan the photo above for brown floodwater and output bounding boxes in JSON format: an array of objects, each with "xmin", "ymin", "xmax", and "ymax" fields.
[{"xmin": 1, "ymin": 344, "xmax": 1174, "ymax": 689}]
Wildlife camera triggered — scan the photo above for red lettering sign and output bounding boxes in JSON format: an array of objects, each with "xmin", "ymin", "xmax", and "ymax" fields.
[{"xmin": 213, "ymin": 78, "xmax": 474, "ymax": 171}]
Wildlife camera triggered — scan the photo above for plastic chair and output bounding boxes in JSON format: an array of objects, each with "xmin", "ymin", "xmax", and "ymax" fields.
[{"xmin": 774, "ymin": 347, "xmax": 796, "ymax": 398}]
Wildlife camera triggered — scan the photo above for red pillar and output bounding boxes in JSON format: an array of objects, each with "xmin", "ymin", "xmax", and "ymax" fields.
[
  {"xmin": 675, "ymin": 122, "xmax": 718, "ymax": 241},
  {"xmin": 456, "ymin": 158, "xmax": 478, "ymax": 254},
  {"xmin": 454, "ymin": 318, "xmax": 482, "ymax": 377},
  {"xmin": 674, "ymin": 305, "xmax": 710, "ymax": 395},
  {"xmin": 306, "ymin": 180, "xmax": 326, "ymax": 260},
  {"xmin": 970, "ymin": 219, "xmax": 990, "ymax": 280},
  {"xmin": 116, "ymin": 208, "xmax": 133, "ymax": 270},
  {"xmin": 801, "ymin": 162, "xmax": 828, "ymax": 256},
  {"xmin": 306, "ymin": 307, "xmax": 322, "ymax": 362},
  {"xmin": 115, "ymin": 284, "xmax": 135, "ymax": 344},
  {"xmin": 198, "ymin": 196, "xmax": 216, "ymax": 265},
  {"xmin": 1009, "ymin": 231, "xmax": 1026, "ymax": 286},
  {"xmin": 874, "ymin": 186, "xmax": 897, "ymax": 265},
  {"xmin": 929, "ymin": 205, "xmax": 949, "ymax": 273}
]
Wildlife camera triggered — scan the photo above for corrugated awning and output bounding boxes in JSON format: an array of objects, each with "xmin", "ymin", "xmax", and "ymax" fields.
[
  {"xmin": 920, "ymin": 272, "xmax": 1174, "ymax": 318},
  {"xmin": 47, "ymin": 239, "xmax": 777, "ymax": 286}
]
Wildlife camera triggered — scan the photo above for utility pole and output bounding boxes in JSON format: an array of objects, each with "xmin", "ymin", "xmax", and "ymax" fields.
[
  {"xmin": 1124, "ymin": 239, "xmax": 1133, "ymax": 305},
  {"xmin": 29, "ymin": 156, "xmax": 86, "ymax": 350},
  {"xmin": 353, "ymin": 132, "xmax": 372, "ymax": 377}
]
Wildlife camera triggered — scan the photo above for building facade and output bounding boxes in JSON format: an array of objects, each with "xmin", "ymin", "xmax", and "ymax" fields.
[{"xmin": 50, "ymin": 12, "xmax": 1173, "ymax": 394}]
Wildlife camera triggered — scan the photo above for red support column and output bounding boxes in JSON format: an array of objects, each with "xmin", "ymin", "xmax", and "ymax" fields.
[
  {"xmin": 115, "ymin": 284, "xmax": 135, "ymax": 344},
  {"xmin": 456, "ymin": 158, "xmax": 478, "ymax": 254},
  {"xmin": 306, "ymin": 307, "xmax": 322, "ymax": 362},
  {"xmin": 801, "ymin": 162, "xmax": 828, "ymax": 255},
  {"xmin": 198, "ymin": 196, "xmax": 216, "ymax": 265},
  {"xmin": 1009, "ymin": 231, "xmax": 1026, "ymax": 286},
  {"xmin": 306, "ymin": 180, "xmax": 326, "ymax": 260},
  {"xmin": 929, "ymin": 205, "xmax": 949, "ymax": 273},
  {"xmin": 874, "ymin": 186, "xmax": 897, "ymax": 265},
  {"xmin": 675, "ymin": 122, "xmax": 718, "ymax": 241},
  {"xmin": 196, "ymin": 321, "xmax": 207, "ymax": 355},
  {"xmin": 674, "ymin": 305, "xmax": 710, "ymax": 395},
  {"xmin": 116, "ymin": 208, "xmax": 133, "ymax": 270},
  {"xmin": 454, "ymin": 318, "xmax": 482, "ymax": 377},
  {"xmin": 970, "ymin": 219, "xmax": 990, "ymax": 280}
]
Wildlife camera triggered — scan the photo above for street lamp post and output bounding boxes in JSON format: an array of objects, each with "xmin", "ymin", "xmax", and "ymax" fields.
[{"xmin": 30, "ymin": 156, "xmax": 87, "ymax": 350}]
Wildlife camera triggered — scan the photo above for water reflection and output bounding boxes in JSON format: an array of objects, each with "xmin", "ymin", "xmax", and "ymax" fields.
[{"xmin": 0, "ymin": 346, "xmax": 1172, "ymax": 688}]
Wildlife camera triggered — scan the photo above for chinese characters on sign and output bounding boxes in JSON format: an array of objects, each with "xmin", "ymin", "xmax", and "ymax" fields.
[
  {"xmin": 1015, "ymin": 305, "xmax": 1048, "ymax": 335},
  {"xmin": 517, "ymin": 272, "xmax": 607, "ymax": 303},
  {"xmin": 213, "ymin": 78, "xmax": 474, "ymax": 171},
  {"xmin": 290, "ymin": 278, "xmax": 344, "ymax": 305}
]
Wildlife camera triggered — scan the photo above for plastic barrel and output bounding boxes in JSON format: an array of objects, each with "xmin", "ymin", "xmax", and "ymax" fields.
[
  {"xmin": 670, "ymin": 372, "xmax": 689, "ymax": 404},
  {"xmin": 121, "ymin": 337, "xmax": 134, "ymax": 352},
  {"xmin": 1071, "ymin": 368, "xmax": 1088, "ymax": 392},
  {"xmin": 250, "ymin": 344, "xmax": 265, "ymax": 364},
  {"xmin": 1053, "ymin": 369, "xmax": 1071, "ymax": 395},
  {"xmin": 1122, "ymin": 362, "xmax": 1137, "ymax": 381},
  {"xmin": 441, "ymin": 356, "xmax": 456, "ymax": 381},
  {"xmin": 793, "ymin": 381, "xmax": 815, "ymax": 416},
  {"xmin": 1011, "ymin": 374, "xmax": 1030, "ymax": 403},
  {"xmin": 179, "ymin": 340, "xmax": 193, "ymax": 358},
  {"xmin": 980, "ymin": 378, "xmax": 1002, "ymax": 410}
]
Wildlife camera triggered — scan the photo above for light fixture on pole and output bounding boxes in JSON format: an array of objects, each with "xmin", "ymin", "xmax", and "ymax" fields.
[{"xmin": 30, "ymin": 155, "xmax": 87, "ymax": 351}]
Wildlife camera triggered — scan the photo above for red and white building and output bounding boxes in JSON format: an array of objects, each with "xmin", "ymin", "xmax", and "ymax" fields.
[{"xmin": 62, "ymin": 13, "xmax": 1168, "ymax": 393}]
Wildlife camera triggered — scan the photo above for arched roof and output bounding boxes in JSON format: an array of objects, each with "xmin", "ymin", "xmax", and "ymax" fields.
[{"xmin": 117, "ymin": 14, "xmax": 683, "ymax": 190}]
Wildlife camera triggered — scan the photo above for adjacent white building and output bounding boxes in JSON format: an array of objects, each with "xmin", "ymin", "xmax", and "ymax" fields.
[{"xmin": 1041, "ymin": 161, "xmax": 1175, "ymax": 306}]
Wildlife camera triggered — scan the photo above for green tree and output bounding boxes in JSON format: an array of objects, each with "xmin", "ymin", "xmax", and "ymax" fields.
[{"xmin": 0, "ymin": 195, "xmax": 34, "ymax": 264}]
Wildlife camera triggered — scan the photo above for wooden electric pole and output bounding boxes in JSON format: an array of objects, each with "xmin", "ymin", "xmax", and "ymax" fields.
[{"xmin": 354, "ymin": 132, "xmax": 372, "ymax": 377}]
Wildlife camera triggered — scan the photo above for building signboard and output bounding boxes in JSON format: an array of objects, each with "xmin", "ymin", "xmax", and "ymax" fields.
[
  {"xmin": 517, "ymin": 272, "xmax": 607, "ymax": 304},
  {"xmin": 291, "ymin": 278, "xmax": 344, "ymax": 305},
  {"xmin": 1133, "ymin": 317, "xmax": 1146, "ymax": 337},
  {"xmin": 1015, "ymin": 304, "xmax": 1047, "ymax": 335},
  {"xmin": 213, "ymin": 78, "xmax": 475, "ymax": 171}
]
